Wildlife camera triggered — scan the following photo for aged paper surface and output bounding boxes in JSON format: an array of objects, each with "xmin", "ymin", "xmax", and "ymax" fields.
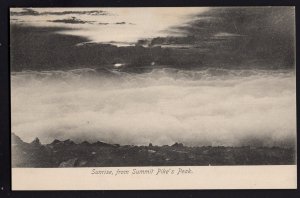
[{"xmin": 12, "ymin": 166, "xmax": 296, "ymax": 190}]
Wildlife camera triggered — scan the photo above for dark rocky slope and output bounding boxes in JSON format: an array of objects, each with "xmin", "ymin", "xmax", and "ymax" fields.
[{"xmin": 12, "ymin": 133, "xmax": 295, "ymax": 167}]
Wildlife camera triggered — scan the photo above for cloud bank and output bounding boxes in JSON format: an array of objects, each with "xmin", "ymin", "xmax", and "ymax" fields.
[{"xmin": 11, "ymin": 68, "xmax": 296, "ymax": 147}]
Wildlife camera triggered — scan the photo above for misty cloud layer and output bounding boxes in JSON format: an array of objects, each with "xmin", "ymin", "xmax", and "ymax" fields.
[{"xmin": 11, "ymin": 69, "xmax": 296, "ymax": 147}]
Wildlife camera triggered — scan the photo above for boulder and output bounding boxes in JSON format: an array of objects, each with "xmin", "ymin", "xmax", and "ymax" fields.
[{"xmin": 59, "ymin": 158, "xmax": 78, "ymax": 167}]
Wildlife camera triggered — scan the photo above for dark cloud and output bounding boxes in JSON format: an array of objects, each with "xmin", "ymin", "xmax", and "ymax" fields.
[
  {"xmin": 178, "ymin": 7, "xmax": 294, "ymax": 39},
  {"xmin": 114, "ymin": 22, "xmax": 135, "ymax": 25},
  {"xmin": 11, "ymin": 8, "xmax": 40, "ymax": 16},
  {"xmin": 150, "ymin": 7, "xmax": 295, "ymax": 67},
  {"xmin": 43, "ymin": 10, "xmax": 108, "ymax": 16},
  {"xmin": 48, "ymin": 17, "xmax": 95, "ymax": 24},
  {"xmin": 48, "ymin": 19, "xmax": 131, "ymax": 25},
  {"xmin": 11, "ymin": 8, "xmax": 109, "ymax": 16},
  {"xmin": 98, "ymin": 22, "xmax": 109, "ymax": 25},
  {"xmin": 115, "ymin": 22, "xmax": 126, "ymax": 25}
]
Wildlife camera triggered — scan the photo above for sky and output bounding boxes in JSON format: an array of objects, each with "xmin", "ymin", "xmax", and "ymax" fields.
[
  {"xmin": 10, "ymin": 7, "xmax": 295, "ymax": 68},
  {"xmin": 10, "ymin": 7, "xmax": 209, "ymax": 44}
]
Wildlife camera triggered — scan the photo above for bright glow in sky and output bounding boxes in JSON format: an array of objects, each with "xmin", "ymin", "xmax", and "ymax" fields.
[{"xmin": 11, "ymin": 8, "xmax": 209, "ymax": 43}]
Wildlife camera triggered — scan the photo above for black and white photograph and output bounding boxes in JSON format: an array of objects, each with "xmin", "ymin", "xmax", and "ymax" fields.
[{"xmin": 9, "ymin": 6, "xmax": 296, "ymax": 190}]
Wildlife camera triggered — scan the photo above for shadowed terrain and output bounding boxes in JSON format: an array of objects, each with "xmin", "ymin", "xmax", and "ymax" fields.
[{"xmin": 12, "ymin": 133, "xmax": 295, "ymax": 167}]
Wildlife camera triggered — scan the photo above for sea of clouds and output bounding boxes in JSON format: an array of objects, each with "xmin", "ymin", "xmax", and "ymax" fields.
[{"xmin": 11, "ymin": 68, "xmax": 296, "ymax": 147}]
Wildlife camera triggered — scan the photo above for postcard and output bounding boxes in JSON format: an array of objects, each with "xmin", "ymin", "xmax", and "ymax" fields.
[{"xmin": 10, "ymin": 7, "xmax": 296, "ymax": 190}]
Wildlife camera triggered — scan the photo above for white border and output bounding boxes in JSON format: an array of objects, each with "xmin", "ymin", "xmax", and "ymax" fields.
[{"xmin": 12, "ymin": 165, "xmax": 297, "ymax": 190}]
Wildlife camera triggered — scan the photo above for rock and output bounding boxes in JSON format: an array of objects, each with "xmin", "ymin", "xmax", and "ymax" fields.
[
  {"xmin": 78, "ymin": 160, "xmax": 87, "ymax": 167},
  {"xmin": 49, "ymin": 139, "xmax": 75, "ymax": 146},
  {"xmin": 59, "ymin": 158, "xmax": 78, "ymax": 167},
  {"xmin": 62, "ymin": 139, "xmax": 75, "ymax": 146},
  {"xmin": 50, "ymin": 139, "xmax": 61, "ymax": 145},
  {"xmin": 11, "ymin": 133, "xmax": 24, "ymax": 145},
  {"xmin": 171, "ymin": 142, "xmax": 184, "ymax": 148},
  {"xmin": 93, "ymin": 141, "xmax": 113, "ymax": 147},
  {"xmin": 148, "ymin": 149, "xmax": 156, "ymax": 153},
  {"xmin": 31, "ymin": 137, "xmax": 42, "ymax": 146},
  {"xmin": 80, "ymin": 141, "xmax": 91, "ymax": 146}
]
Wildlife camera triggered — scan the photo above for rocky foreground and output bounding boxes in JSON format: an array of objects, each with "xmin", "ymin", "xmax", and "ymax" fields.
[{"xmin": 12, "ymin": 133, "xmax": 296, "ymax": 167}]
